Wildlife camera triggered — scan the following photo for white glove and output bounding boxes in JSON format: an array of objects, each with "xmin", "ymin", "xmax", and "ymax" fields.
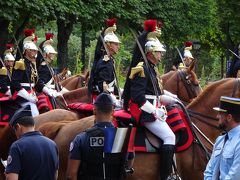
[
  {"xmin": 163, "ymin": 90, "xmax": 177, "ymax": 99},
  {"xmin": 155, "ymin": 107, "xmax": 167, "ymax": 121},
  {"xmin": 43, "ymin": 86, "xmax": 58, "ymax": 97},
  {"xmin": 160, "ymin": 94, "xmax": 177, "ymax": 105},
  {"xmin": 17, "ymin": 89, "xmax": 38, "ymax": 103},
  {"xmin": 110, "ymin": 93, "xmax": 122, "ymax": 108},
  {"xmin": 60, "ymin": 87, "xmax": 69, "ymax": 94},
  {"xmin": 5, "ymin": 89, "xmax": 11, "ymax": 96},
  {"xmin": 140, "ymin": 100, "xmax": 156, "ymax": 114}
]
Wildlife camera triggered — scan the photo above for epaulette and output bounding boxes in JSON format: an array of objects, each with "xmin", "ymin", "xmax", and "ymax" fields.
[
  {"xmin": 41, "ymin": 61, "xmax": 47, "ymax": 66},
  {"xmin": 14, "ymin": 59, "xmax": 25, "ymax": 70},
  {"xmin": 103, "ymin": 55, "xmax": 110, "ymax": 62},
  {"xmin": 129, "ymin": 62, "xmax": 145, "ymax": 79},
  {"xmin": 0, "ymin": 67, "xmax": 7, "ymax": 76}
]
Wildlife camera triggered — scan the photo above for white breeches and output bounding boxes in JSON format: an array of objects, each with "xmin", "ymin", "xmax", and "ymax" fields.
[
  {"xmin": 20, "ymin": 102, "xmax": 39, "ymax": 117},
  {"xmin": 144, "ymin": 119, "xmax": 176, "ymax": 145}
]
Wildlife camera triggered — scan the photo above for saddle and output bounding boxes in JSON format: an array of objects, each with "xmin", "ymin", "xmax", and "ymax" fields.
[
  {"xmin": 113, "ymin": 105, "xmax": 194, "ymax": 153},
  {"xmin": 68, "ymin": 103, "xmax": 94, "ymax": 116},
  {"xmin": 0, "ymin": 96, "xmax": 19, "ymax": 126}
]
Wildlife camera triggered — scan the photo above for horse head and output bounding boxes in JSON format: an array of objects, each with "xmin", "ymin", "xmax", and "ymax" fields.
[{"xmin": 162, "ymin": 65, "xmax": 202, "ymax": 103}]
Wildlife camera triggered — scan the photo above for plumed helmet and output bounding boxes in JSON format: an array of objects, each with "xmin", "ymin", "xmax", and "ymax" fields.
[
  {"xmin": 23, "ymin": 41, "xmax": 38, "ymax": 52},
  {"xmin": 104, "ymin": 24, "xmax": 121, "ymax": 43},
  {"xmin": 9, "ymin": 105, "xmax": 32, "ymax": 128},
  {"xmin": 4, "ymin": 53, "xmax": 15, "ymax": 61},
  {"xmin": 145, "ymin": 39, "xmax": 165, "ymax": 53},
  {"xmin": 184, "ymin": 49, "xmax": 194, "ymax": 59},
  {"xmin": 43, "ymin": 40, "xmax": 57, "ymax": 54},
  {"xmin": 94, "ymin": 93, "xmax": 114, "ymax": 107}
]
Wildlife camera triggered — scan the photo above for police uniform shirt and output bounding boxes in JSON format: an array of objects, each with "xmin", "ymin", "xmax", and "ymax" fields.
[
  {"xmin": 11, "ymin": 58, "xmax": 39, "ymax": 92},
  {"xmin": 204, "ymin": 125, "xmax": 240, "ymax": 180},
  {"xmin": 6, "ymin": 131, "xmax": 59, "ymax": 180},
  {"xmin": 36, "ymin": 61, "xmax": 52, "ymax": 92},
  {"xmin": 70, "ymin": 122, "xmax": 114, "ymax": 160},
  {"xmin": 92, "ymin": 56, "xmax": 117, "ymax": 94}
]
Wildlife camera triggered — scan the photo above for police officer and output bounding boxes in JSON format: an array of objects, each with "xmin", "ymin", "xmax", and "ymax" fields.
[
  {"xmin": 10, "ymin": 39, "xmax": 40, "ymax": 116},
  {"xmin": 204, "ymin": 96, "xmax": 240, "ymax": 180},
  {"xmin": 67, "ymin": 93, "xmax": 128, "ymax": 180},
  {"xmin": 88, "ymin": 19, "xmax": 121, "ymax": 105},
  {"xmin": 5, "ymin": 105, "xmax": 59, "ymax": 180},
  {"xmin": 124, "ymin": 23, "xmax": 176, "ymax": 180},
  {"xmin": 0, "ymin": 44, "xmax": 15, "ymax": 97}
]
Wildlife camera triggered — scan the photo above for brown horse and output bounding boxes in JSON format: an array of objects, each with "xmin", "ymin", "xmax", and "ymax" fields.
[
  {"xmin": 60, "ymin": 72, "xmax": 89, "ymax": 91},
  {"xmin": 35, "ymin": 78, "xmax": 240, "ymax": 180}
]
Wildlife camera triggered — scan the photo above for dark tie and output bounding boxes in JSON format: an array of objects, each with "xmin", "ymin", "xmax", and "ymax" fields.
[{"xmin": 215, "ymin": 133, "xmax": 228, "ymax": 180}]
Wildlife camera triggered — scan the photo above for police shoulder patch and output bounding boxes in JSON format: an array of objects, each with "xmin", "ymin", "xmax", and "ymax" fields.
[
  {"xmin": 14, "ymin": 59, "xmax": 25, "ymax": 70},
  {"xmin": 0, "ymin": 67, "xmax": 7, "ymax": 76},
  {"xmin": 129, "ymin": 62, "xmax": 145, "ymax": 79},
  {"xmin": 103, "ymin": 55, "xmax": 110, "ymax": 62},
  {"xmin": 69, "ymin": 142, "xmax": 74, "ymax": 152},
  {"xmin": 7, "ymin": 155, "xmax": 12, "ymax": 165}
]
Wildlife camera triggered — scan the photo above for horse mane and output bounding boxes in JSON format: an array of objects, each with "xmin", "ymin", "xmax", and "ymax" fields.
[
  {"xmin": 187, "ymin": 78, "xmax": 231, "ymax": 108},
  {"xmin": 188, "ymin": 70, "xmax": 199, "ymax": 85}
]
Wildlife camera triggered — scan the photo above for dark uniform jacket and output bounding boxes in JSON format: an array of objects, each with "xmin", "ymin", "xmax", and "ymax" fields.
[
  {"xmin": 36, "ymin": 60, "xmax": 56, "ymax": 92},
  {"xmin": 0, "ymin": 67, "xmax": 11, "ymax": 95},
  {"xmin": 130, "ymin": 61, "xmax": 163, "ymax": 123},
  {"xmin": 11, "ymin": 58, "xmax": 41, "ymax": 101},
  {"xmin": 91, "ymin": 56, "xmax": 118, "ymax": 95}
]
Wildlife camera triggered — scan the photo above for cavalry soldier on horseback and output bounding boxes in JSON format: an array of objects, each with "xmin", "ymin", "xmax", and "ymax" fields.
[
  {"xmin": 123, "ymin": 19, "xmax": 177, "ymax": 180},
  {"xmin": 227, "ymin": 43, "xmax": 240, "ymax": 78},
  {"xmin": 88, "ymin": 18, "xmax": 121, "ymax": 106},
  {"xmin": 67, "ymin": 93, "xmax": 130, "ymax": 180},
  {"xmin": 10, "ymin": 37, "xmax": 40, "ymax": 117},
  {"xmin": 183, "ymin": 41, "xmax": 194, "ymax": 68},
  {"xmin": 0, "ymin": 44, "xmax": 15, "ymax": 97}
]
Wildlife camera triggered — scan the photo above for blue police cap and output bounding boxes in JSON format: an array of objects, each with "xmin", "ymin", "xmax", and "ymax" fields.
[
  {"xmin": 94, "ymin": 93, "xmax": 114, "ymax": 107},
  {"xmin": 9, "ymin": 105, "xmax": 32, "ymax": 128},
  {"xmin": 213, "ymin": 96, "xmax": 240, "ymax": 114}
]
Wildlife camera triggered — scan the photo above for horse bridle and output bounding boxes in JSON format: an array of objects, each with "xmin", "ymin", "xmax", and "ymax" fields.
[{"xmin": 177, "ymin": 70, "xmax": 200, "ymax": 101}]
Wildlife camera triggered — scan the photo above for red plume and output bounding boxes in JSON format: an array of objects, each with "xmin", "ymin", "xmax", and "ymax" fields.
[
  {"xmin": 45, "ymin": 33, "xmax": 54, "ymax": 40},
  {"xmin": 184, "ymin": 41, "xmax": 193, "ymax": 47},
  {"xmin": 144, "ymin": 19, "xmax": 157, "ymax": 32},
  {"xmin": 33, "ymin": 36, "xmax": 38, "ymax": 43},
  {"xmin": 105, "ymin": 18, "xmax": 117, "ymax": 27},
  {"xmin": 23, "ymin": 28, "xmax": 34, "ymax": 37},
  {"xmin": 6, "ymin": 43, "xmax": 14, "ymax": 49}
]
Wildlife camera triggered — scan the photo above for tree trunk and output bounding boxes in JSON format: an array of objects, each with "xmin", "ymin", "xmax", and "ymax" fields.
[
  {"xmin": 81, "ymin": 28, "xmax": 86, "ymax": 70},
  {"xmin": 0, "ymin": 19, "xmax": 10, "ymax": 55},
  {"xmin": 57, "ymin": 19, "xmax": 74, "ymax": 71}
]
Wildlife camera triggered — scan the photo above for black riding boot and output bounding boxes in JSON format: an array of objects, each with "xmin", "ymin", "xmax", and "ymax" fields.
[{"xmin": 160, "ymin": 145, "xmax": 175, "ymax": 180}]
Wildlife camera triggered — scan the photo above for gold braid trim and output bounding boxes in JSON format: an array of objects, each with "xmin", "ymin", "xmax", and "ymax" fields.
[{"xmin": 129, "ymin": 62, "xmax": 145, "ymax": 79}]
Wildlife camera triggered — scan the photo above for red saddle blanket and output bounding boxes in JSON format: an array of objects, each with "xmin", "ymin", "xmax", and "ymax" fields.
[
  {"xmin": 0, "ymin": 97, "xmax": 19, "ymax": 126},
  {"xmin": 113, "ymin": 106, "xmax": 194, "ymax": 153}
]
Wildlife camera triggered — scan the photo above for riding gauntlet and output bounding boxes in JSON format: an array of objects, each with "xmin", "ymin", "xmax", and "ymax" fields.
[{"xmin": 17, "ymin": 88, "xmax": 38, "ymax": 103}]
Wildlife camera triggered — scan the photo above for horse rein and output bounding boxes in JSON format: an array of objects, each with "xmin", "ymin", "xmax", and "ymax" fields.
[{"xmin": 177, "ymin": 70, "xmax": 200, "ymax": 101}]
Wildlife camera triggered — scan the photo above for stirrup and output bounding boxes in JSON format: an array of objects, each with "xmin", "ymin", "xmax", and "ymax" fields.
[
  {"xmin": 125, "ymin": 167, "xmax": 134, "ymax": 174},
  {"xmin": 167, "ymin": 173, "xmax": 182, "ymax": 180}
]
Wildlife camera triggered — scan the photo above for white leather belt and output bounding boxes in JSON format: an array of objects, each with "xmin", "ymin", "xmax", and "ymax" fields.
[
  {"xmin": 20, "ymin": 83, "xmax": 35, "ymax": 87},
  {"xmin": 145, "ymin": 95, "xmax": 159, "ymax": 107}
]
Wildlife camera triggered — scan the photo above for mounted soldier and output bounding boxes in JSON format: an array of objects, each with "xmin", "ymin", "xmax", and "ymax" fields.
[
  {"xmin": 88, "ymin": 18, "xmax": 121, "ymax": 106},
  {"xmin": 123, "ymin": 19, "xmax": 177, "ymax": 180},
  {"xmin": 183, "ymin": 41, "xmax": 194, "ymax": 68},
  {"xmin": 10, "ymin": 34, "xmax": 40, "ymax": 117},
  {"xmin": 0, "ymin": 44, "xmax": 15, "ymax": 97},
  {"xmin": 227, "ymin": 43, "xmax": 240, "ymax": 78}
]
